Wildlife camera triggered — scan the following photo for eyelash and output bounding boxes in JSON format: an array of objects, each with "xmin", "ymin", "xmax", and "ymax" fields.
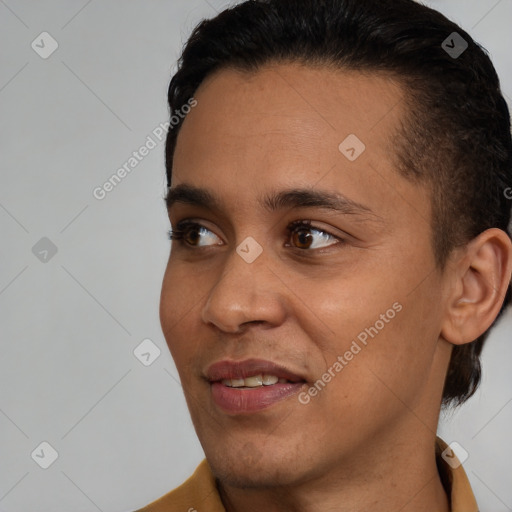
[{"xmin": 167, "ymin": 220, "xmax": 342, "ymax": 250}]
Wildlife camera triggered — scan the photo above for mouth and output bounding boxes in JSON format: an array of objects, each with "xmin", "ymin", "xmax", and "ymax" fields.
[
  {"xmin": 205, "ymin": 358, "xmax": 308, "ymax": 414},
  {"xmin": 220, "ymin": 374, "xmax": 296, "ymax": 388}
]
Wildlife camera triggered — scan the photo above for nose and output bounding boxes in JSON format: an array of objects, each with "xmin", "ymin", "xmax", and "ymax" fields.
[{"xmin": 201, "ymin": 248, "xmax": 288, "ymax": 334}]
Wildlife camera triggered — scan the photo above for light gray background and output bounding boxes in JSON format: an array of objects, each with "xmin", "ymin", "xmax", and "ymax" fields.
[{"xmin": 0, "ymin": 1, "xmax": 511, "ymax": 511}]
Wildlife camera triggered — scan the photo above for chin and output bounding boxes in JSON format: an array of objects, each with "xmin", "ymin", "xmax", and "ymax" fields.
[
  {"xmin": 205, "ymin": 442, "xmax": 312, "ymax": 489},
  {"xmin": 209, "ymin": 452, "xmax": 303, "ymax": 489}
]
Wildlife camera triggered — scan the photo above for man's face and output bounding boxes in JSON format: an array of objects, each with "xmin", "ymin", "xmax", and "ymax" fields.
[{"xmin": 160, "ymin": 63, "xmax": 451, "ymax": 487}]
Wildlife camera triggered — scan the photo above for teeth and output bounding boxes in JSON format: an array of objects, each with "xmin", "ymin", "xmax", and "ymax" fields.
[
  {"xmin": 221, "ymin": 374, "xmax": 284, "ymax": 388},
  {"xmin": 262, "ymin": 375, "xmax": 279, "ymax": 385},
  {"xmin": 244, "ymin": 375, "xmax": 263, "ymax": 387}
]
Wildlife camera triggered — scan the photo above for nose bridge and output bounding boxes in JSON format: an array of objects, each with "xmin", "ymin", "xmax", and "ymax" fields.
[{"xmin": 201, "ymin": 243, "xmax": 286, "ymax": 332}]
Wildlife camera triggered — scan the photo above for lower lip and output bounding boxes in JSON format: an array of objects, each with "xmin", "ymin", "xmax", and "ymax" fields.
[{"xmin": 210, "ymin": 382, "xmax": 306, "ymax": 414}]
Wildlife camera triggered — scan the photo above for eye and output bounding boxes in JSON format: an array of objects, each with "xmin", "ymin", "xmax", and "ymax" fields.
[
  {"xmin": 286, "ymin": 220, "xmax": 341, "ymax": 250},
  {"xmin": 168, "ymin": 220, "xmax": 342, "ymax": 250},
  {"xmin": 168, "ymin": 221, "xmax": 223, "ymax": 247}
]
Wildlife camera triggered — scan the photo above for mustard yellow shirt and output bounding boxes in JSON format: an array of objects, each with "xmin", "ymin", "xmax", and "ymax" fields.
[{"xmin": 136, "ymin": 437, "xmax": 478, "ymax": 512}]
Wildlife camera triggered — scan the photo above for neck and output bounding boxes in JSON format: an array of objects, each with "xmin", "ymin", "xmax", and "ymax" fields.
[{"xmin": 217, "ymin": 431, "xmax": 451, "ymax": 512}]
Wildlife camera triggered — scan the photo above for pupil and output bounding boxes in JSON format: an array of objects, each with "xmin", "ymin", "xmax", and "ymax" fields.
[
  {"xmin": 295, "ymin": 229, "xmax": 312, "ymax": 248},
  {"xmin": 186, "ymin": 228, "xmax": 200, "ymax": 245}
]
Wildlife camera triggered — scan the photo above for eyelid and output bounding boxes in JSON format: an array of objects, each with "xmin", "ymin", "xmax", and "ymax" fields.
[
  {"xmin": 169, "ymin": 218, "xmax": 344, "ymax": 250},
  {"xmin": 287, "ymin": 219, "xmax": 338, "ymax": 235},
  {"xmin": 285, "ymin": 219, "xmax": 344, "ymax": 248},
  {"xmin": 169, "ymin": 220, "xmax": 224, "ymax": 246}
]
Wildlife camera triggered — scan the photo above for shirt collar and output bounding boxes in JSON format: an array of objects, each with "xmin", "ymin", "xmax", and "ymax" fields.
[
  {"xmin": 435, "ymin": 436, "xmax": 479, "ymax": 511},
  {"xmin": 138, "ymin": 436, "xmax": 479, "ymax": 511}
]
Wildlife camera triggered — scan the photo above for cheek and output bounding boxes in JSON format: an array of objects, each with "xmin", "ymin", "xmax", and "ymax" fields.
[
  {"xmin": 295, "ymin": 268, "xmax": 399, "ymax": 345},
  {"xmin": 298, "ymin": 249, "xmax": 442, "ymax": 377},
  {"xmin": 159, "ymin": 264, "xmax": 203, "ymax": 367},
  {"xmin": 341, "ymin": 284, "xmax": 443, "ymax": 408}
]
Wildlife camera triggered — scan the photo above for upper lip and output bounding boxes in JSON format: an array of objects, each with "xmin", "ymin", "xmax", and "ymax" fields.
[{"xmin": 205, "ymin": 358, "xmax": 307, "ymax": 383}]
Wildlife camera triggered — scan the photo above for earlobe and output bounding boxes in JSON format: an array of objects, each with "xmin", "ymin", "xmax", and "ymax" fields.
[{"xmin": 441, "ymin": 228, "xmax": 512, "ymax": 346}]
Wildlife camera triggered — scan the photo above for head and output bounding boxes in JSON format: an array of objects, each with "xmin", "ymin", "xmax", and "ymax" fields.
[{"xmin": 159, "ymin": 0, "xmax": 512, "ymax": 490}]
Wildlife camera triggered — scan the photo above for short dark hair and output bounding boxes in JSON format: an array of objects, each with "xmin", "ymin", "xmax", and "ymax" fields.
[{"xmin": 164, "ymin": 0, "xmax": 512, "ymax": 407}]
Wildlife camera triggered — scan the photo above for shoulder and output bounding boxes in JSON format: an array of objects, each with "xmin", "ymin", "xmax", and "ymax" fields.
[{"xmin": 134, "ymin": 459, "xmax": 225, "ymax": 512}]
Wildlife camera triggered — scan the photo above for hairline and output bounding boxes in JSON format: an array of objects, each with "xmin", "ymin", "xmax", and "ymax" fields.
[{"xmin": 168, "ymin": 58, "xmax": 447, "ymax": 268}]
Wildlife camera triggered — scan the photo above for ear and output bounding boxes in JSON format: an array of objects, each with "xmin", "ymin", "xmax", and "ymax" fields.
[{"xmin": 441, "ymin": 228, "xmax": 512, "ymax": 346}]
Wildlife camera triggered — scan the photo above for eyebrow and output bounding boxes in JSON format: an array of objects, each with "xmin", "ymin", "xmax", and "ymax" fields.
[{"xmin": 166, "ymin": 184, "xmax": 382, "ymax": 221}]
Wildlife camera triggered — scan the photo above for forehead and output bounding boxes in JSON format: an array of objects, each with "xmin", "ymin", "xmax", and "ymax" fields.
[
  {"xmin": 171, "ymin": 62, "xmax": 428, "ymax": 225},
  {"xmin": 176, "ymin": 62, "xmax": 404, "ymax": 147}
]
